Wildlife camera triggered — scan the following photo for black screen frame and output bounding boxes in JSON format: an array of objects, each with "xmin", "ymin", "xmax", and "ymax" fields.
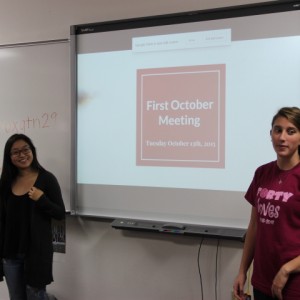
[{"xmin": 70, "ymin": 0, "xmax": 300, "ymax": 230}]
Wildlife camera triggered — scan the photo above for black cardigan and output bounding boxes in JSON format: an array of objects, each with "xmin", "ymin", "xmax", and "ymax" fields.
[{"xmin": 0, "ymin": 169, "xmax": 65, "ymax": 287}]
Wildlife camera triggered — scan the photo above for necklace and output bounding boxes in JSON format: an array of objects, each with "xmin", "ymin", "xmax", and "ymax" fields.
[
  {"xmin": 277, "ymin": 166, "xmax": 298, "ymax": 185},
  {"xmin": 276, "ymin": 160, "xmax": 300, "ymax": 184},
  {"xmin": 277, "ymin": 169, "xmax": 290, "ymax": 185}
]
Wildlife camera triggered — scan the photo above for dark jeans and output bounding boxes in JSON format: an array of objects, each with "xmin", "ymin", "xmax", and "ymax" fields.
[
  {"xmin": 254, "ymin": 289, "xmax": 275, "ymax": 300},
  {"xmin": 2, "ymin": 256, "xmax": 50, "ymax": 300}
]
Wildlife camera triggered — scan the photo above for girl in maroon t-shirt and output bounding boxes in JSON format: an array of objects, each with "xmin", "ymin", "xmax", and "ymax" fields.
[{"xmin": 233, "ymin": 107, "xmax": 300, "ymax": 300}]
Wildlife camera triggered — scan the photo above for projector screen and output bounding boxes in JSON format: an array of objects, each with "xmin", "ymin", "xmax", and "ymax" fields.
[{"xmin": 71, "ymin": 1, "xmax": 300, "ymax": 229}]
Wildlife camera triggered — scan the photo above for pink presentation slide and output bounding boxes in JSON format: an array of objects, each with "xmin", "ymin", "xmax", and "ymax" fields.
[{"xmin": 136, "ymin": 64, "xmax": 225, "ymax": 168}]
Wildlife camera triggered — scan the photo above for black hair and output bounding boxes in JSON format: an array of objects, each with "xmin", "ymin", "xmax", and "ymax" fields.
[{"xmin": 0, "ymin": 134, "xmax": 43, "ymax": 199}]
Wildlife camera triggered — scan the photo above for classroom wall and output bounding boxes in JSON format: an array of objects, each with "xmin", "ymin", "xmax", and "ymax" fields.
[{"xmin": 0, "ymin": 0, "xmax": 269, "ymax": 299}]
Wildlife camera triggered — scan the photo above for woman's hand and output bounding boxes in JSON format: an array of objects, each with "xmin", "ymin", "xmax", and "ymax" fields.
[
  {"xmin": 271, "ymin": 266, "xmax": 289, "ymax": 300},
  {"xmin": 28, "ymin": 186, "xmax": 44, "ymax": 201},
  {"xmin": 233, "ymin": 273, "xmax": 247, "ymax": 300}
]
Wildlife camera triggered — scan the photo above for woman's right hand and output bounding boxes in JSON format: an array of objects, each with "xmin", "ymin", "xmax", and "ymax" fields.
[{"xmin": 233, "ymin": 273, "xmax": 247, "ymax": 300}]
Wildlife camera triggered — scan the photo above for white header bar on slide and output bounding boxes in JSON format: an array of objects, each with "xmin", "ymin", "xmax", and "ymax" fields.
[{"xmin": 132, "ymin": 29, "xmax": 231, "ymax": 52}]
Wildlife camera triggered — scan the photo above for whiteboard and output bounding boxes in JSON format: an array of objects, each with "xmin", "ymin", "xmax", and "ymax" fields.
[{"xmin": 0, "ymin": 41, "xmax": 71, "ymax": 211}]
